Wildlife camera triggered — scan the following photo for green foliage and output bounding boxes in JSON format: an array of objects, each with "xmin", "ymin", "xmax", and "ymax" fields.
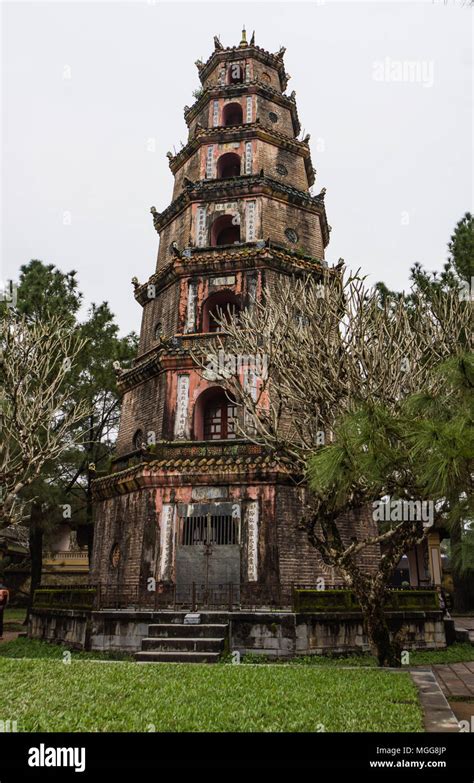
[
  {"xmin": 15, "ymin": 260, "xmax": 82, "ymax": 322},
  {"xmin": 448, "ymin": 212, "xmax": 474, "ymax": 284},
  {"xmin": 293, "ymin": 589, "xmax": 439, "ymax": 613},
  {"xmin": 307, "ymin": 401, "xmax": 408, "ymax": 517},
  {"xmin": 33, "ymin": 588, "xmax": 96, "ymax": 610},
  {"xmin": 308, "ymin": 352, "xmax": 473, "ymax": 571}
]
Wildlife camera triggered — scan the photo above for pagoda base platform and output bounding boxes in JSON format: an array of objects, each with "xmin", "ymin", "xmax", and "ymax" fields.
[{"xmin": 28, "ymin": 606, "xmax": 447, "ymax": 658}]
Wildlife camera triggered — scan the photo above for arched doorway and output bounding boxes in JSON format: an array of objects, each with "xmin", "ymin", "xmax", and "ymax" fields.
[
  {"xmin": 222, "ymin": 102, "xmax": 243, "ymax": 127},
  {"xmin": 193, "ymin": 387, "xmax": 237, "ymax": 441},
  {"xmin": 210, "ymin": 214, "xmax": 240, "ymax": 246},
  {"xmin": 216, "ymin": 152, "xmax": 241, "ymax": 179},
  {"xmin": 202, "ymin": 291, "xmax": 241, "ymax": 333}
]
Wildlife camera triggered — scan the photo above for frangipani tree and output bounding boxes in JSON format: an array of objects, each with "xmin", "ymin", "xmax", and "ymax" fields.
[
  {"xmin": 0, "ymin": 310, "xmax": 90, "ymax": 527},
  {"xmin": 192, "ymin": 268, "xmax": 471, "ymax": 665}
]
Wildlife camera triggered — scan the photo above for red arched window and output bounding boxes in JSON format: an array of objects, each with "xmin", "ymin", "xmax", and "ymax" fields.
[
  {"xmin": 202, "ymin": 291, "xmax": 241, "ymax": 333},
  {"xmin": 210, "ymin": 214, "xmax": 240, "ymax": 246},
  {"xmin": 194, "ymin": 388, "xmax": 237, "ymax": 441},
  {"xmin": 217, "ymin": 152, "xmax": 241, "ymax": 179},
  {"xmin": 222, "ymin": 102, "xmax": 243, "ymax": 127}
]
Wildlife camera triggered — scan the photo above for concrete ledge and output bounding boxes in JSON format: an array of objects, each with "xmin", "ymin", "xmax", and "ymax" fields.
[
  {"xmin": 410, "ymin": 669, "xmax": 460, "ymax": 732},
  {"xmin": 29, "ymin": 607, "xmax": 448, "ymax": 656}
]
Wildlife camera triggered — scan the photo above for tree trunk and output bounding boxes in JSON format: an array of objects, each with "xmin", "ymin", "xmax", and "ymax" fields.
[
  {"xmin": 25, "ymin": 502, "xmax": 44, "ymax": 625},
  {"xmin": 452, "ymin": 573, "xmax": 474, "ymax": 612},
  {"xmin": 450, "ymin": 521, "xmax": 474, "ymax": 612},
  {"xmin": 86, "ymin": 414, "xmax": 94, "ymax": 565},
  {"xmin": 357, "ymin": 589, "xmax": 402, "ymax": 667}
]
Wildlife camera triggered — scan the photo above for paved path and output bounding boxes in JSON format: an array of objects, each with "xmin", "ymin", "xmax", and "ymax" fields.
[
  {"xmin": 432, "ymin": 662, "xmax": 474, "ymax": 699},
  {"xmin": 430, "ymin": 662, "xmax": 474, "ymax": 729},
  {"xmin": 410, "ymin": 670, "xmax": 460, "ymax": 732}
]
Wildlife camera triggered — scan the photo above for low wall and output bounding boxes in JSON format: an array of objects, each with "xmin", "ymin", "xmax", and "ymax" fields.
[
  {"xmin": 29, "ymin": 608, "xmax": 447, "ymax": 657},
  {"xmin": 29, "ymin": 608, "xmax": 91, "ymax": 650},
  {"xmin": 232, "ymin": 611, "xmax": 446, "ymax": 657}
]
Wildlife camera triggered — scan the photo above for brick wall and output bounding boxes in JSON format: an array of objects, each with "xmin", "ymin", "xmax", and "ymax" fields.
[
  {"xmin": 156, "ymin": 206, "xmax": 193, "ymax": 271},
  {"xmin": 257, "ymin": 143, "xmax": 308, "ymax": 191},
  {"xmin": 91, "ymin": 489, "xmax": 157, "ymax": 585},
  {"xmin": 255, "ymin": 95, "xmax": 294, "ymax": 137},
  {"xmin": 138, "ymin": 281, "xmax": 180, "ymax": 354},
  {"xmin": 275, "ymin": 486, "xmax": 380, "ymax": 585},
  {"xmin": 261, "ymin": 197, "xmax": 324, "ymax": 258},
  {"xmin": 115, "ymin": 374, "xmax": 164, "ymax": 455}
]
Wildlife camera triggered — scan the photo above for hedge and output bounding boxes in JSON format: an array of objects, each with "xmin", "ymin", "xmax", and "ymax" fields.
[{"xmin": 293, "ymin": 589, "xmax": 440, "ymax": 613}]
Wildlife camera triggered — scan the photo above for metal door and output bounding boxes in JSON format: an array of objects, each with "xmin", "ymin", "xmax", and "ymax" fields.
[{"xmin": 175, "ymin": 502, "xmax": 240, "ymax": 606}]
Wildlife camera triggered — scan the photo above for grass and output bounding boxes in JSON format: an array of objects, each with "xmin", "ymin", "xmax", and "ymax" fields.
[
  {"xmin": 1, "ymin": 637, "xmax": 472, "ymax": 666},
  {"xmin": 408, "ymin": 643, "xmax": 474, "ymax": 665},
  {"xmin": 0, "ymin": 637, "xmax": 132, "ymax": 661},
  {"xmin": 3, "ymin": 607, "xmax": 27, "ymax": 631},
  {"xmin": 4, "ymin": 607, "xmax": 26, "ymax": 622},
  {"xmin": 242, "ymin": 643, "xmax": 474, "ymax": 667},
  {"xmin": 0, "ymin": 657, "xmax": 423, "ymax": 732}
]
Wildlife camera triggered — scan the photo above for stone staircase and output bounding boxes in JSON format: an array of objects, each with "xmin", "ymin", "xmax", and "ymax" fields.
[{"xmin": 135, "ymin": 614, "xmax": 229, "ymax": 663}]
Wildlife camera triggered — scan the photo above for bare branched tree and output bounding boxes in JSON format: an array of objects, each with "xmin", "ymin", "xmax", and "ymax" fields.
[
  {"xmin": 194, "ymin": 271, "xmax": 467, "ymax": 469},
  {"xmin": 0, "ymin": 311, "xmax": 90, "ymax": 527},
  {"xmin": 191, "ymin": 270, "xmax": 471, "ymax": 665}
]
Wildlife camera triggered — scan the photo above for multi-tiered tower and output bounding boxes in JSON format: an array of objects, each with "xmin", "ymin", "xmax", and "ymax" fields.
[{"xmin": 91, "ymin": 31, "xmax": 347, "ymax": 605}]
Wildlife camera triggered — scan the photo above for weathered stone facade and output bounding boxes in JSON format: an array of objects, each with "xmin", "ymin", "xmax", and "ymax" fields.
[{"xmin": 90, "ymin": 32, "xmax": 378, "ymax": 604}]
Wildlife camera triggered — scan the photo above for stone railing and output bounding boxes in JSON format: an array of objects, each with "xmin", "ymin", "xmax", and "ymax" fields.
[
  {"xmin": 42, "ymin": 551, "xmax": 89, "ymax": 573},
  {"xmin": 32, "ymin": 583, "xmax": 441, "ymax": 614},
  {"xmin": 43, "ymin": 551, "xmax": 89, "ymax": 561}
]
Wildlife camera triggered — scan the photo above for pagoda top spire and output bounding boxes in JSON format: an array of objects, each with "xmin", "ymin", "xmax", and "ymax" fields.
[{"xmin": 198, "ymin": 31, "xmax": 289, "ymax": 90}]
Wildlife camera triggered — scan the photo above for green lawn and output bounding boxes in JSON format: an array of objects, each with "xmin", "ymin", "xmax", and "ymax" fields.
[
  {"xmin": 0, "ymin": 657, "xmax": 423, "ymax": 732},
  {"xmin": 4, "ymin": 607, "xmax": 26, "ymax": 623},
  {"xmin": 0, "ymin": 636, "xmax": 472, "ymax": 666},
  {"xmin": 0, "ymin": 637, "xmax": 132, "ymax": 660},
  {"xmin": 242, "ymin": 643, "xmax": 474, "ymax": 667},
  {"xmin": 3, "ymin": 607, "xmax": 26, "ymax": 631}
]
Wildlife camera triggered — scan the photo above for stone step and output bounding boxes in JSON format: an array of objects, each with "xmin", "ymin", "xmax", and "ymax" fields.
[
  {"xmin": 135, "ymin": 650, "xmax": 222, "ymax": 663},
  {"xmin": 147, "ymin": 623, "xmax": 228, "ymax": 638},
  {"xmin": 142, "ymin": 636, "xmax": 225, "ymax": 652},
  {"xmin": 141, "ymin": 612, "xmax": 232, "ymax": 625}
]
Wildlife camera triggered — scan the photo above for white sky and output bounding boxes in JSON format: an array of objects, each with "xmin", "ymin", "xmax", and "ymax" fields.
[{"xmin": 2, "ymin": 0, "xmax": 472, "ymax": 335}]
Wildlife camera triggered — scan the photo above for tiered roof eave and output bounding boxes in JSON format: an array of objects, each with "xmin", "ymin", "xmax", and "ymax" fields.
[
  {"xmin": 150, "ymin": 175, "xmax": 328, "ymax": 241},
  {"xmin": 168, "ymin": 121, "xmax": 313, "ymax": 183},
  {"xmin": 183, "ymin": 80, "xmax": 300, "ymax": 136},
  {"xmin": 133, "ymin": 242, "xmax": 335, "ymax": 308}
]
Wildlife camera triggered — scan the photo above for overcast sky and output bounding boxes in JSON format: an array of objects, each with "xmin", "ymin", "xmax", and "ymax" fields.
[{"xmin": 2, "ymin": 1, "xmax": 472, "ymax": 335}]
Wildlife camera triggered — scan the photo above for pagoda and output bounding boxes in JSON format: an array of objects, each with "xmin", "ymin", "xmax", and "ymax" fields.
[{"xmin": 91, "ymin": 30, "xmax": 377, "ymax": 606}]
